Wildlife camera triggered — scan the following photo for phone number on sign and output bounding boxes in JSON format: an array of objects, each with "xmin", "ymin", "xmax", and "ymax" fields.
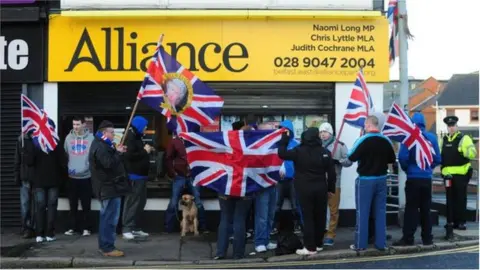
[{"xmin": 273, "ymin": 57, "xmax": 375, "ymax": 69}]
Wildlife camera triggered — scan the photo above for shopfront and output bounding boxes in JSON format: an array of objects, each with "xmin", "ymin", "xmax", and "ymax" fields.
[
  {"xmin": 47, "ymin": 12, "xmax": 389, "ymax": 231},
  {"xmin": 0, "ymin": 3, "xmax": 47, "ymax": 228}
]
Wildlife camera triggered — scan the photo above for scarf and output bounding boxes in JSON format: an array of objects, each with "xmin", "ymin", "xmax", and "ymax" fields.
[
  {"xmin": 322, "ymin": 136, "xmax": 335, "ymax": 148},
  {"xmin": 95, "ymin": 131, "xmax": 114, "ymax": 148}
]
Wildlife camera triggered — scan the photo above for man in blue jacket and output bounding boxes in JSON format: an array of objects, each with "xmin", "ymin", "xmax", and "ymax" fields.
[
  {"xmin": 393, "ymin": 112, "xmax": 441, "ymax": 246},
  {"xmin": 272, "ymin": 120, "xmax": 302, "ymax": 235}
]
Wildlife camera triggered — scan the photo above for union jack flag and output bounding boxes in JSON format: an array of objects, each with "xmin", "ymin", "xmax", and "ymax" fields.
[
  {"xmin": 137, "ymin": 44, "xmax": 223, "ymax": 133},
  {"xmin": 343, "ymin": 70, "xmax": 374, "ymax": 128},
  {"xmin": 179, "ymin": 129, "xmax": 285, "ymax": 197},
  {"xmin": 382, "ymin": 103, "xmax": 434, "ymax": 170},
  {"xmin": 387, "ymin": 0, "xmax": 399, "ymax": 66},
  {"xmin": 21, "ymin": 94, "xmax": 59, "ymax": 153}
]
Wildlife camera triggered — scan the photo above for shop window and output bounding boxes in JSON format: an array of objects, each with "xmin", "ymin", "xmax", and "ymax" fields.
[{"xmin": 470, "ymin": 109, "xmax": 479, "ymax": 122}]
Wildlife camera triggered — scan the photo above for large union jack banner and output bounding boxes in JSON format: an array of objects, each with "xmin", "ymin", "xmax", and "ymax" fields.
[
  {"xmin": 137, "ymin": 42, "xmax": 223, "ymax": 133},
  {"xmin": 179, "ymin": 129, "xmax": 285, "ymax": 197},
  {"xmin": 382, "ymin": 102, "xmax": 434, "ymax": 170},
  {"xmin": 343, "ymin": 70, "xmax": 375, "ymax": 128},
  {"xmin": 21, "ymin": 94, "xmax": 59, "ymax": 153}
]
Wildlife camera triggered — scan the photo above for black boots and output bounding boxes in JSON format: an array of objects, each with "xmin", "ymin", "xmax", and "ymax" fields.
[{"xmin": 444, "ymin": 223, "xmax": 455, "ymax": 241}]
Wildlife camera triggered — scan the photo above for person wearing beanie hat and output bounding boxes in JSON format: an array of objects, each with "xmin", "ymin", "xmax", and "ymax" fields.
[
  {"xmin": 122, "ymin": 116, "xmax": 153, "ymax": 240},
  {"xmin": 318, "ymin": 122, "xmax": 352, "ymax": 247},
  {"xmin": 90, "ymin": 120, "xmax": 131, "ymax": 257}
]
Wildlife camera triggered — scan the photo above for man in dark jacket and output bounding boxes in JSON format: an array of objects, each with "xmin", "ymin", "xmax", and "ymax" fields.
[
  {"xmin": 122, "ymin": 116, "xmax": 152, "ymax": 240},
  {"xmin": 347, "ymin": 115, "xmax": 396, "ymax": 251},
  {"xmin": 164, "ymin": 132, "xmax": 207, "ymax": 233},
  {"xmin": 89, "ymin": 120, "xmax": 131, "ymax": 257},
  {"xmin": 14, "ymin": 131, "xmax": 36, "ymax": 238},
  {"xmin": 278, "ymin": 127, "xmax": 336, "ymax": 255},
  {"xmin": 31, "ymin": 120, "xmax": 67, "ymax": 243},
  {"xmin": 393, "ymin": 112, "xmax": 441, "ymax": 246}
]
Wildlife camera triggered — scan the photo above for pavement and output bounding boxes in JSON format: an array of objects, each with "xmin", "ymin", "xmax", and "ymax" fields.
[{"xmin": 1, "ymin": 222, "xmax": 478, "ymax": 269}]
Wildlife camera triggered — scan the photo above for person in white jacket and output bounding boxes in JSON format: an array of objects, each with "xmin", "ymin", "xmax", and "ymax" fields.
[{"xmin": 319, "ymin": 122, "xmax": 352, "ymax": 246}]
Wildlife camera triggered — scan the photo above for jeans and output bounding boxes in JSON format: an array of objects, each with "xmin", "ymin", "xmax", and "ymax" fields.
[
  {"xmin": 164, "ymin": 176, "xmax": 206, "ymax": 232},
  {"xmin": 122, "ymin": 179, "xmax": 147, "ymax": 233},
  {"xmin": 98, "ymin": 198, "xmax": 121, "ymax": 253},
  {"xmin": 34, "ymin": 187, "xmax": 59, "ymax": 237},
  {"xmin": 216, "ymin": 197, "xmax": 253, "ymax": 259},
  {"xmin": 67, "ymin": 178, "xmax": 92, "ymax": 231},
  {"xmin": 254, "ymin": 186, "xmax": 277, "ymax": 247},
  {"xmin": 355, "ymin": 177, "xmax": 387, "ymax": 249},
  {"xmin": 20, "ymin": 181, "xmax": 34, "ymax": 232}
]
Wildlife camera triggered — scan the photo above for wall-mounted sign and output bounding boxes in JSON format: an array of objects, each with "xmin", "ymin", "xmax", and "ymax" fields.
[{"xmin": 48, "ymin": 15, "xmax": 389, "ymax": 83}]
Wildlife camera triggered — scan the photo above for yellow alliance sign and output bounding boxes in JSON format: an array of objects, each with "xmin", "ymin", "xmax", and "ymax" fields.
[{"xmin": 48, "ymin": 16, "xmax": 389, "ymax": 82}]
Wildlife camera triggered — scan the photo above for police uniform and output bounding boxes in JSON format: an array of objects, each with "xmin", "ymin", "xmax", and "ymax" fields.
[{"xmin": 441, "ymin": 116, "xmax": 477, "ymax": 239}]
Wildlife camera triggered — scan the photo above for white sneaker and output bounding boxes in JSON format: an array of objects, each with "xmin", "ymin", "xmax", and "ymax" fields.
[
  {"xmin": 64, "ymin": 229, "xmax": 75, "ymax": 236},
  {"xmin": 132, "ymin": 230, "xmax": 149, "ymax": 237},
  {"xmin": 267, "ymin": 242, "xmax": 277, "ymax": 250},
  {"xmin": 122, "ymin": 232, "xmax": 135, "ymax": 240},
  {"xmin": 46, "ymin": 236, "xmax": 56, "ymax": 242},
  {"xmin": 255, "ymin": 245, "xmax": 267, "ymax": 253},
  {"xmin": 36, "ymin": 236, "xmax": 44, "ymax": 243},
  {"xmin": 296, "ymin": 247, "xmax": 317, "ymax": 255},
  {"xmin": 82, "ymin": 230, "xmax": 91, "ymax": 236},
  {"xmin": 316, "ymin": 247, "xmax": 323, "ymax": 252}
]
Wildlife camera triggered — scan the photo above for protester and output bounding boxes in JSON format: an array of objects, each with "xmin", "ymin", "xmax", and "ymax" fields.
[
  {"xmin": 278, "ymin": 127, "xmax": 336, "ymax": 255},
  {"xmin": 32, "ymin": 120, "xmax": 67, "ymax": 243},
  {"xmin": 272, "ymin": 120, "xmax": 302, "ymax": 235},
  {"xmin": 392, "ymin": 113, "xmax": 441, "ymax": 246},
  {"xmin": 64, "ymin": 116, "xmax": 95, "ymax": 237},
  {"xmin": 319, "ymin": 122, "xmax": 352, "ymax": 246},
  {"xmin": 122, "ymin": 116, "xmax": 152, "ymax": 240},
  {"xmin": 164, "ymin": 132, "xmax": 207, "ymax": 233},
  {"xmin": 14, "ymin": 131, "xmax": 36, "ymax": 239},
  {"xmin": 89, "ymin": 120, "xmax": 131, "ymax": 257},
  {"xmin": 440, "ymin": 115, "xmax": 477, "ymax": 239},
  {"xmin": 347, "ymin": 115, "xmax": 396, "ymax": 251}
]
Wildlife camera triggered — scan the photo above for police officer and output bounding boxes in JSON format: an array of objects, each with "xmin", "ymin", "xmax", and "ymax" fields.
[{"xmin": 441, "ymin": 116, "xmax": 477, "ymax": 239}]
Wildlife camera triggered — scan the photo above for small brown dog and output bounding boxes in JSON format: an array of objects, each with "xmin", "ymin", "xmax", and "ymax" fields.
[{"xmin": 180, "ymin": 194, "xmax": 199, "ymax": 237}]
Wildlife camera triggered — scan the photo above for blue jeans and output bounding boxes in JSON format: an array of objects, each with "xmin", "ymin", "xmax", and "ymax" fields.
[
  {"xmin": 355, "ymin": 177, "xmax": 387, "ymax": 249},
  {"xmin": 34, "ymin": 187, "xmax": 58, "ymax": 237},
  {"xmin": 164, "ymin": 176, "xmax": 206, "ymax": 232},
  {"xmin": 254, "ymin": 186, "xmax": 277, "ymax": 247},
  {"xmin": 20, "ymin": 182, "xmax": 34, "ymax": 232},
  {"xmin": 216, "ymin": 197, "xmax": 253, "ymax": 259},
  {"xmin": 98, "ymin": 197, "xmax": 121, "ymax": 253}
]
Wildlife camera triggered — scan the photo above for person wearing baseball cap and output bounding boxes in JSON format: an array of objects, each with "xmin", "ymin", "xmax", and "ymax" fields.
[{"xmin": 440, "ymin": 115, "xmax": 477, "ymax": 238}]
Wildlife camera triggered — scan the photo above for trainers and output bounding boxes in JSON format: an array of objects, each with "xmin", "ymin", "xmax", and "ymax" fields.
[
  {"xmin": 122, "ymin": 232, "xmax": 135, "ymax": 240},
  {"xmin": 229, "ymin": 236, "xmax": 234, "ymax": 241},
  {"xmin": 323, "ymin": 238, "xmax": 334, "ymax": 246},
  {"xmin": 267, "ymin": 242, "xmax": 277, "ymax": 250},
  {"xmin": 296, "ymin": 248, "xmax": 317, "ymax": 255},
  {"xmin": 316, "ymin": 247, "xmax": 323, "ymax": 252},
  {"xmin": 64, "ymin": 229, "xmax": 75, "ymax": 236},
  {"xmin": 246, "ymin": 232, "xmax": 252, "ymax": 239},
  {"xmin": 82, "ymin": 230, "xmax": 91, "ymax": 237},
  {"xmin": 350, "ymin": 244, "xmax": 366, "ymax": 251},
  {"xmin": 46, "ymin": 236, "xmax": 56, "ymax": 242},
  {"xmin": 36, "ymin": 236, "xmax": 44, "ymax": 243},
  {"xmin": 255, "ymin": 245, "xmax": 267, "ymax": 253},
  {"xmin": 270, "ymin": 228, "xmax": 279, "ymax": 236},
  {"xmin": 132, "ymin": 230, "xmax": 149, "ymax": 237},
  {"xmin": 392, "ymin": 239, "xmax": 414, "ymax": 246},
  {"xmin": 103, "ymin": 250, "xmax": 125, "ymax": 257},
  {"xmin": 293, "ymin": 225, "xmax": 302, "ymax": 234}
]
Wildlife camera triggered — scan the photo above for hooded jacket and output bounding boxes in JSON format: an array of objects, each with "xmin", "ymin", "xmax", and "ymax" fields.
[
  {"xmin": 398, "ymin": 112, "xmax": 441, "ymax": 179},
  {"xmin": 124, "ymin": 116, "xmax": 151, "ymax": 180},
  {"xmin": 14, "ymin": 133, "xmax": 36, "ymax": 185},
  {"xmin": 322, "ymin": 136, "xmax": 352, "ymax": 187},
  {"xmin": 64, "ymin": 128, "xmax": 94, "ymax": 179},
  {"xmin": 278, "ymin": 120, "xmax": 299, "ymax": 179}
]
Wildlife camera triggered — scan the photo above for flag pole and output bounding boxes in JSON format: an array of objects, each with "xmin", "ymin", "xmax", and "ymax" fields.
[
  {"xmin": 120, "ymin": 34, "xmax": 164, "ymax": 146},
  {"xmin": 332, "ymin": 119, "xmax": 346, "ymax": 155}
]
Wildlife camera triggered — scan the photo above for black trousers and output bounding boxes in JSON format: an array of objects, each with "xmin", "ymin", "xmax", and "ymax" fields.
[
  {"xmin": 295, "ymin": 181, "xmax": 328, "ymax": 251},
  {"xmin": 67, "ymin": 178, "xmax": 92, "ymax": 231},
  {"xmin": 402, "ymin": 179, "xmax": 433, "ymax": 243},
  {"xmin": 446, "ymin": 174, "xmax": 470, "ymax": 225}
]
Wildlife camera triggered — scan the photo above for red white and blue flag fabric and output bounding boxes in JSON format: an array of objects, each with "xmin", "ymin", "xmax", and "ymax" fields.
[
  {"xmin": 382, "ymin": 102, "xmax": 434, "ymax": 170},
  {"xmin": 387, "ymin": 0, "xmax": 399, "ymax": 66},
  {"xmin": 21, "ymin": 94, "xmax": 59, "ymax": 153},
  {"xmin": 179, "ymin": 129, "xmax": 285, "ymax": 197},
  {"xmin": 137, "ymin": 44, "xmax": 223, "ymax": 133},
  {"xmin": 343, "ymin": 70, "xmax": 374, "ymax": 128}
]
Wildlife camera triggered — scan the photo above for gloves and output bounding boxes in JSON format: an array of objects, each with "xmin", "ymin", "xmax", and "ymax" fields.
[{"xmin": 334, "ymin": 159, "xmax": 341, "ymax": 165}]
